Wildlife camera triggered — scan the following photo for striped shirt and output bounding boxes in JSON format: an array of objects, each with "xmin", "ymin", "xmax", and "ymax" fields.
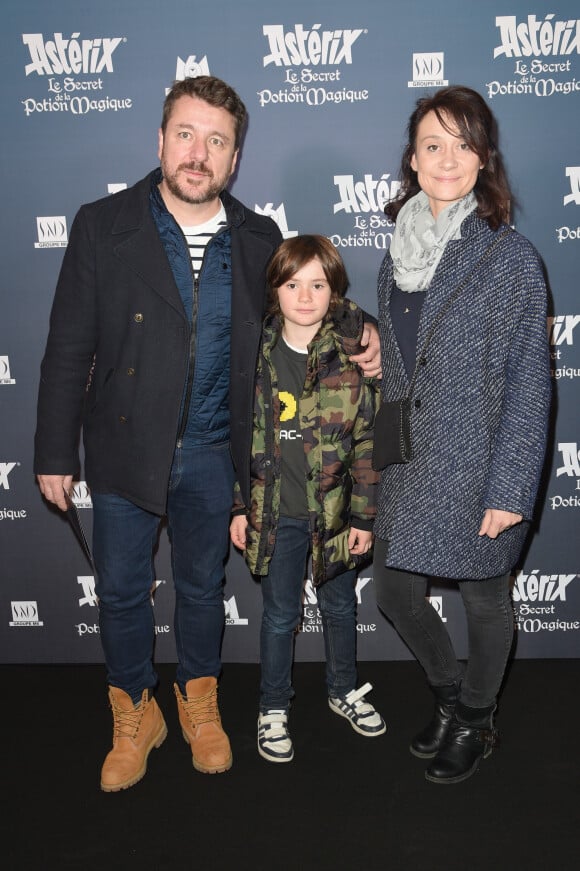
[{"xmin": 181, "ymin": 202, "xmax": 227, "ymax": 275}]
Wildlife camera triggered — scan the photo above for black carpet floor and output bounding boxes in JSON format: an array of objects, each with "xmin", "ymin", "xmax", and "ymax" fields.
[{"xmin": 3, "ymin": 659, "xmax": 579, "ymax": 870}]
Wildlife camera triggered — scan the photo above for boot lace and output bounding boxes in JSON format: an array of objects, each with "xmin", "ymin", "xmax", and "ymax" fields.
[
  {"xmin": 111, "ymin": 698, "xmax": 145, "ymax": 740},
  {"xmin": 181, "ymin": 687, "xmax": 220, "ymax": 727}
]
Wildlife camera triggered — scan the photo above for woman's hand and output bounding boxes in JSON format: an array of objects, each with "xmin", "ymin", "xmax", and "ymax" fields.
[{"xmin": 478, "ymin": 508, "xmax": 523, "ymax": 539}]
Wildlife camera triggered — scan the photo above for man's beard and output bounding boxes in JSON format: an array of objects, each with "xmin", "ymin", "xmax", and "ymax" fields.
[{"xmin": 162, "ymin": 160, "xmax": 226, "ymax": 205}]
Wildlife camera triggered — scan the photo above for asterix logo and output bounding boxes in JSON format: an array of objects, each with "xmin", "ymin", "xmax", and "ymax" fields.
[
  {"xmin": 564, "ymin": 167, "xmax": 580, "ymax": 206},
  {"xmin": 550, "ymin": 443, "xmax": 580, "ymax": 509},
  {"xmin": 549, "ymin": 315, "xmax": 580, "ymax": 347},
  {"xmin": 23, "ymin": 32, "xmax": 125, "ymax": 76},
  {"xmin": 300, "ymin": 579, "xmax": 322, "ymax": 633},
  {"xmin": 556, "ymin": 169, "xmax": 580, "ymax": 242},
  {"xmin": 263, "ymin": 24, "xmax": 365, "ymax": 67},
  {"xmin": 78, "ymin": 576, "xmax": 97, "ymax": 608},
  {"xmin": 494, "ymin": 15, "xmax": 580, "ymax": 58},
  {"xmin": 549, "ymin": 317, "xmax": 580, "ymax": 380},
  {"xmin": 512, "ymin": 570, "xmax": 579, "ymax": 635},
  {"xmin": 513, "ymin": 570, "xmax": 576, "ymax": 603},
  {"xmin": 258, "ymin": 23, "xmax": 369, "ymax": 109},
  {"xmin": 556, "ymin": 443, "xmax": 580, "ymax": 477},
  {"xmin": 333, "ymin": 174, "xmax": 400, "ymax": 215},
  {"xmin": 300, "ymin": 576, "xmax": 376, "ymax": 634},
  {"xmin": 0, "ymin": 462, "xmax": 18, "ymax": 489},
  {"xmin": 331, "ymin": 173, "xmax": 398, "ymax": 252}
]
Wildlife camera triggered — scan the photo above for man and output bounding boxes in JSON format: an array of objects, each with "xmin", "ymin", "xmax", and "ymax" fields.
[{"xmin": 35, "ymin": 76, "xmax": 380, "ymax": 792}]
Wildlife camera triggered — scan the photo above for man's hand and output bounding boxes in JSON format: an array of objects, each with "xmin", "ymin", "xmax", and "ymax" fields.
[
  {"xmin": 37, "ymin": 474, "xmax": 73, "ymax": 512},
  {"xmin": 350, "ymin": 322, "xmax": 381, "ymax": 378},
  {"xmin": 478, "ymin": 508, "xmax": 523, "ymax": 539}
]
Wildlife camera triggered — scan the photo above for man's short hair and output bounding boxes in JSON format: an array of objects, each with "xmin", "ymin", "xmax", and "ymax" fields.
[{"xmin": 161, "ymin": 76, "xmax": 247, "ymax": 148}]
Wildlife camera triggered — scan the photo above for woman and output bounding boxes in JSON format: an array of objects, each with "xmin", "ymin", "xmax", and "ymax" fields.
[{"xmin": 373, "ymin": 86, "xmax": 551, "ymax": 784}]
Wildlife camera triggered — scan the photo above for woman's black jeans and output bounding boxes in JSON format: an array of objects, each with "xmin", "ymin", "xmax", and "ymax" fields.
[{"xmin": 373, "ymin": 538, "xmax": 514, "ymax": 709}]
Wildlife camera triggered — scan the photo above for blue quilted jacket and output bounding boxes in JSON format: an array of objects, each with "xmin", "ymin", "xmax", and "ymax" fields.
[{"xmin": 150, "ymin": 171, "xmax": 232, "ymax": 445}]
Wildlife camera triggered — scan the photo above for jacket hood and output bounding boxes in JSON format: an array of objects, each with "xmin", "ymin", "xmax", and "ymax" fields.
[{"xmin": 262, "ymin": 298, "xmax": 364, "ymax": 355}]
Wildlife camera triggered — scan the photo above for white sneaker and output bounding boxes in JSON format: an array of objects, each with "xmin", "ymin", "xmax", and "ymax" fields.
[
  {"xmin": 257, "ymin": 710, "xmax": 294, "ymax": 762},
  {"xmin": 328, "ymin": 683, "xmax": 386, "ymax": 737}
]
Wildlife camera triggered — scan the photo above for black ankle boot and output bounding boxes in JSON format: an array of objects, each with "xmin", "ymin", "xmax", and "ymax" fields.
[
  {"xmin": 425, "ymin": 706, "xmax": 498, "ymax": 784},
  {"xmin": 410, "ymin": 683, "xmax": 459, "ymax": 759}
]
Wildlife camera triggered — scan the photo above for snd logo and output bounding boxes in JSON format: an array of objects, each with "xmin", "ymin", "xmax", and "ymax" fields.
[
  {"xmin": 409, "ymin": 52, "xmax": 449, "ymax": 88},
  {"xmin": 10, "ymin": 601, "xmax": 44, "ymax": 626},
  {"xmin": 35, "ymin": 216, "xmax": 68, "ymax": 248}
]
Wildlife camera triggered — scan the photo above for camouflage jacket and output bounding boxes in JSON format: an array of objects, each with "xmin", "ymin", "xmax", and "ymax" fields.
[{"xmin": 237, "ymin": 300, "xmax": 379, "ymax": 586}]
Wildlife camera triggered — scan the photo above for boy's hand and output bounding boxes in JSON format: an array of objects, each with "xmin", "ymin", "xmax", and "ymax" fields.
[
  {"xmin": 230, "ymin": 514, "xmax": 248, "ymax": 550},
  {"xmin": 348, "ymin": 527, "xmax": 374, "ymax": 555}
]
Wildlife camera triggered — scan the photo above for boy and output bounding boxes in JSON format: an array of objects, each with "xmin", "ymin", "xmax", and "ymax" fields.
[{"xmin": 230, "ymin": 235, "xmax": 385, "ymax": 762}]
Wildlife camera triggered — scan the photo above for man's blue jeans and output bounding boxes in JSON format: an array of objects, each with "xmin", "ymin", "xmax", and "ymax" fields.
[
  {"xmin": 259, "ymin": 515, "xmax": 358, "ymax": 712},
  {"xmin": 92, "ymin": 441, "xmax": 235, "ymax": 702}
]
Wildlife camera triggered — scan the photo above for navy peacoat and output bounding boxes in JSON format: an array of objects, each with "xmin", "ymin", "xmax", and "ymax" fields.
[
  {"xmin": 34, "ymin": 170, "xmax": 283, "ymax": 514},
  {"xmin": 374, "ymin": 212, "xmax": 552, "ymax": 579}
]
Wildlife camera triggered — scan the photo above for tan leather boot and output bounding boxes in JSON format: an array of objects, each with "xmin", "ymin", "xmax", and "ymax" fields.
[
  {"xmin": 174, "ymin": 677, "xmax": 232, "ymax": 773},
  {"xmin": 100, "ymin": 686, "xmax": 167, "ymax": 792}
]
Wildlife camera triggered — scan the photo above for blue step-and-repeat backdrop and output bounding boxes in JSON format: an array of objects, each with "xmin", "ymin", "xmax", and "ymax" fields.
[{"xmin": 1, "ymin": 0, "xmax": 579, "ymax": 663}]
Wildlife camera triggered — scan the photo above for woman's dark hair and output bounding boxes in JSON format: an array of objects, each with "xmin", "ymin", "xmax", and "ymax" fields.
[
  {"xmin": 161, "ymin": 76, "xmax": 247, "ymax": 148},
  {"xmin": 385, "ymin": 85, "xmax": 512, "ymax": 229},
  {"xmin": 266, "ymin": 235, "xmax": 349, "ymax": 321}
]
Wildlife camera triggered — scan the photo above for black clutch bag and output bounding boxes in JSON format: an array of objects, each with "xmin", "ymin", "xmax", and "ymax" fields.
[{"xmin": 372, "ymin": 399, "xmax": 412, "ymax": 470}]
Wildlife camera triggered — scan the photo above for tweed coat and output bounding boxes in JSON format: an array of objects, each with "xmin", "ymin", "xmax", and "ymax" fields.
[
  {"xmin": 374, "ymin": 212, "xmax": 551, "ymax": 580},
  {"xmin": 34, "ymin": 171, "xmax": 283, "ymax": 514},
  {"xmin": 238, "ymin": 301, "xmax": 380, "ymax": 586}
]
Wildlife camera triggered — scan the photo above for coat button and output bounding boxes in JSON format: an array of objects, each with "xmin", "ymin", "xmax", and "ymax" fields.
[
  {"xmin": 134, "ymin": 313, "xmax": 143, "ymax": 323},
  {"xmin": 414, "ymin": 399, "xmax": 421, "ymax": 409},
  {"xmin": 420, "ymin": 357, "xmax": 427, "ymax": 365},
  {"xmin": 127, "ymin": 368, "xmax": 135, "ymax": 376},
  {"xmin": 119, "ymin": 416, "xmax": 127, "ymax": 423}
]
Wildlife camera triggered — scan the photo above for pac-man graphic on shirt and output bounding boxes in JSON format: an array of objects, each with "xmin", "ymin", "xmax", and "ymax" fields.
[{"xmin": 279, "ymin": 390, "xmax": 297, "ymax": 422}]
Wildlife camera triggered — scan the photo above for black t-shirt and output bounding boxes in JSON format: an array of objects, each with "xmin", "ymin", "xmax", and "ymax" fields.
[{"xmin": 270, "ymin": 338, "xmax": 309, "ymax": 519}]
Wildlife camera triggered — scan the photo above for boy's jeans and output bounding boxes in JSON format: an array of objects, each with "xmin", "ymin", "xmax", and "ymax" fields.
[{"xmin": 259, "ymin": 515, "xmax": 358, "ymax": 712}]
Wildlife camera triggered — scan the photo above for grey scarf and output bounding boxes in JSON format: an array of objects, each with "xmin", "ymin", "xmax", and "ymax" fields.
[{"xmin": 389, "ymin": 191, "xmax": 477, "ymax": 292}]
